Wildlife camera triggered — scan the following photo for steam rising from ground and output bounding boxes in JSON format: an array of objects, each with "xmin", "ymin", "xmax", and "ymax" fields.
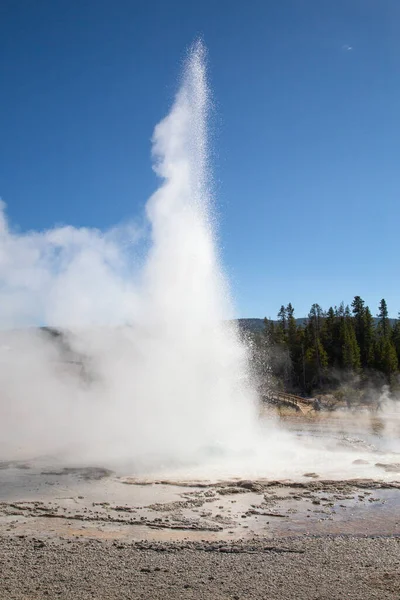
[
  {"xmin": 0, "ymin": 42, "xmax": 398, "ymax": 481},
  {"xmin": 0, "ymin": 42, "xmax": 258, "ymax": 470}
]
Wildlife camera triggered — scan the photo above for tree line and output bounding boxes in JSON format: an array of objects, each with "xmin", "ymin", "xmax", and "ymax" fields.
[{"xmin": 255, "ymin": 297, "xmax": 400, "ymax": 395}]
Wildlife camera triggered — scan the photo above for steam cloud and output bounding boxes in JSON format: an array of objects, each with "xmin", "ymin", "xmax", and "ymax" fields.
[{"xmin": 0, "ymin": 42, "xmax": 258, "ymax": 470}]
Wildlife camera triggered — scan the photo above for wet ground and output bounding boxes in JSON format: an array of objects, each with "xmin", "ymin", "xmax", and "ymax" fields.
[
  {"xmin": 1, "ymin": 412, "xmax": 399, "ymax": 543},
  {"xmin": 1, "ymin": 412, "xmax": 399, "ymax": 599},
  {"xmin": 278, "ymin": 409, "xmax": 400, "ymax": 456},
  {"xmin": 1, "ymin": 468, "xmax": 399, "ymax": 543}
]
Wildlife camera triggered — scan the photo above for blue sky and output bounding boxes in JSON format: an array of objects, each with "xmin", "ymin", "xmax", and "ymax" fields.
[{"xmin": 1, "ymin": 0, "xmax": 399, "ymax": 319}]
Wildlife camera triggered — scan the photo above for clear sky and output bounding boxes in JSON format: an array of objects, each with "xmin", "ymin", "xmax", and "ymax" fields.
[{"xmin": 1, "ymin": 0, "xmax": 399, "ymax": 319}]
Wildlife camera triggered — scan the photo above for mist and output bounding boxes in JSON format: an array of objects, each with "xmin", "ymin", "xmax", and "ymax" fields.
[{"xmin": 0, "ymin": 42, "xmax": 259, "ymax": 471}]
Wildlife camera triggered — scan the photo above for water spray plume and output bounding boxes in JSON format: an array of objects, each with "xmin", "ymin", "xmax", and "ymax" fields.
[{"xmin": 0, "ymin": 41, "xmax": 258, "ymax": 471}]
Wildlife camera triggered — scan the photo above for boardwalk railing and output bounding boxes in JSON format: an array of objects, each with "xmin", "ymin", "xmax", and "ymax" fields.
[{"xmin": 262, "ymin": 391, "xmax": 318, "ymax": 412}]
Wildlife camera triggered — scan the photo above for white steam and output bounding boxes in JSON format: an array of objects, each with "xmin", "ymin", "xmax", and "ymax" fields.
[{"xmin": 0, "ymin": 42, "xmax": 258, "ymax": 470}]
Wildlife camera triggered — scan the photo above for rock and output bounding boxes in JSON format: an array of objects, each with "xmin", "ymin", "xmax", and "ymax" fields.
[{"xmin": 237, "ymin": 480, "xmax": 264, "ymax": 492}]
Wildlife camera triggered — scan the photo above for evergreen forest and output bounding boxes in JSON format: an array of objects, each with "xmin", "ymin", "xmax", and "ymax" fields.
[{"xmin": 248, "ymin": 297, "xmax": 400, "ymax": 399}]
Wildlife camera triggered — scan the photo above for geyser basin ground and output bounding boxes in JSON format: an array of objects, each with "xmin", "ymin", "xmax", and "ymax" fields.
[
  {"xmin": 1, "ymin": 452, "xmax": 399, "ymax": 599},
  {"xmin": 1, "ymin": 42, "xmax": 399, "ymax": 598},
  {"xmin": 1, "ymin": 413, "xmax": 399, "ymax": 544},
  {"xmin": 1, "ymin": 415, "xmax": 399, "ymax": 600},
  {"xmin": 1, "ymin": 467, "xmax": 399, "ymax": 543}
]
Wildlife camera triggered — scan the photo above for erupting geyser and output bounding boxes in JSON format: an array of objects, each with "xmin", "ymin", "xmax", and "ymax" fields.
[
  {"xmin": 0, "ymin": 41, "xmax": 259, "ymax": 470},
  {"xmin": 1, "ymin": 42, "xmax": 398, "ymax": 482}
]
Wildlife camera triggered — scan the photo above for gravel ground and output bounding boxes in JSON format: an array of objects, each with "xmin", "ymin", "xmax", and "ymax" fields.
[
  {"xmin": 1, "ymin": 457, "xmax": 399, "ymax": 599},
  {"xmin": 1, "ymin": 534, "xmax": 399, "ymax": 599}
]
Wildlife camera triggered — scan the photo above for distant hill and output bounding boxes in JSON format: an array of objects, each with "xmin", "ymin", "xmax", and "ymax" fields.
[
  {"xmin": 237, "ymin": 319, "xmax": 265, "ymax": 333},
  {"xmin": 237, "ymin": 318, "xmax": 307, "ymax": 333}
]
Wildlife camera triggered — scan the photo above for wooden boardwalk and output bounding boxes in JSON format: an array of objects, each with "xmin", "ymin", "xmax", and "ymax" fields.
[{"xmin": 262, "ymin": 391, "xmax": 318, "ymax": 414}]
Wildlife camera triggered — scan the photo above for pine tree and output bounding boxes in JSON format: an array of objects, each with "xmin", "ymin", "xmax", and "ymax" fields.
[
  {"xmin": 321, "ymin": 307, "xmax": 337, "ymax": 367},
  {"xmin": 305, "ymin": 304, "xmax": 326, "ymax": 388},
  {"xmin": 351, "ymin": 296, "xmax": 366, "ymax": 364},
  {"xmin": 376, "ymin": 337, "xmax": 398, "ymax": 379},
  {"xmin": 363, "ymin": 306, "xmax": 376, "ymax": 369},
  {"xmin": 286, "ymin": 303, "xmax": 300, "ymax": 390},
  {"xmin": 375, "ymin": 299, "xmax": 397, "ymax": 379},
  {"xmin": 341, "ymin": 317, "xmax": 361, "ymax": 371},
  {"xmin": 391, "ymin": 313, "xmax": 400, "ymax": 364},
  {"xmin": 276, "ymin": 305, "xmax": 287, "ymax": 344},
  {"xmin": 304, "ymin": 339, "xmax": 328, "ymax": 391},
  {"xmin": 286, "ymin": 303, "xmax": 297, "ymax": 349},
  {"xmin": 298, "ymin": 328, "xmax": 307, "ymax": 392},
  {"xmin": 377, "ymin": 299, "xmax": 390, "ymax": 338}
]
